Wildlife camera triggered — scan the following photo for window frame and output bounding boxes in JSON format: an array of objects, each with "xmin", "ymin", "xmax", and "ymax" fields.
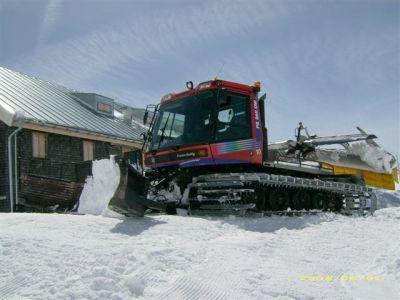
[
  {"xmin": 82, "ymin": 140, "xmax": 95, "ymax": 161},
  {"xmin": 213, "ymin": 92, "xmax": 252, "ymax": 143},
  {"xmin": 32, "ymin": 131, "xmax": 48, "ymax": 159}
]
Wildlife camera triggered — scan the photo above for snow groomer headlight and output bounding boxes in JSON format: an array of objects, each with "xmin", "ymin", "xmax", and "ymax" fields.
[{"xmin": 197, "ymin": 80, "xmax": 212, "ymax": 90}]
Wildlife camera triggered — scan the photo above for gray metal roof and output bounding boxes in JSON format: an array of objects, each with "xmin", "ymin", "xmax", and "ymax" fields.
[{"xmin": 0, "ymin": 67, "xmax": 144, "ymax": 143}]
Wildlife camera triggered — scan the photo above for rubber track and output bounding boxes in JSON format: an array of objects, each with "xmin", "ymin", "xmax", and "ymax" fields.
[{"xmin": 188, "ymin": 173, "xmax": 377, "ymax": 215}]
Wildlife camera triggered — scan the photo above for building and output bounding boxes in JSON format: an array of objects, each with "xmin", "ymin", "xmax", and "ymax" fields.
[{"xmin": 0, "ymin": 67, "xmax": 145, "ymax": 212}]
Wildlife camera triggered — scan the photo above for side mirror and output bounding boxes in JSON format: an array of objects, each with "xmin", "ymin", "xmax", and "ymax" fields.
[
  {"xmin": 143, "ymin": 111, "xmax": 149, "ymax": 125},
  {"xmin": 140, "ymin": 132, "xmax": 147, "ymax": 140}
]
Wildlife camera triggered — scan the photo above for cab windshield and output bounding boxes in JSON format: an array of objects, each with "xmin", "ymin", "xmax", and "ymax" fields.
[
  {"xmin": 149, "ymin": 91, "xmax": 216, "ymax": 151},
  {"xmin": 148, "ymin": 90, "xmax": 252, "ymax": 151}
]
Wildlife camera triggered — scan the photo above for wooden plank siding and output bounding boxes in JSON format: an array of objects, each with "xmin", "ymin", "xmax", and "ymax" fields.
[
  {"xmin": 0, "ymin": 120, "xmax": 125, "ymax": 211},
  {"xmin": 20, "ymin": 175, "xmax": 83, "ymax": 209}
]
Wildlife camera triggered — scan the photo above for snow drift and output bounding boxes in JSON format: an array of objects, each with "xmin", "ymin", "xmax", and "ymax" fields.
[
  {"xmin": 347, "ymin": 142, "xmax": 395, "ymax": 173},
  {"xmin": 77, "ymin": 157, "xmax": 121, "ymax": 217}
]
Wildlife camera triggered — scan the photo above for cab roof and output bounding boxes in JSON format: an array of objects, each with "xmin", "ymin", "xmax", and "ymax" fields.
[{"xmin": 160, "ymin": 79, "xmax": 258, "ymax": 104}]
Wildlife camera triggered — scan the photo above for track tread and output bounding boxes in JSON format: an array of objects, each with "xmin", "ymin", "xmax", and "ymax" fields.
[{"xmin": 188, "ymin": 172, "xmax": 376, "ymax": 216}]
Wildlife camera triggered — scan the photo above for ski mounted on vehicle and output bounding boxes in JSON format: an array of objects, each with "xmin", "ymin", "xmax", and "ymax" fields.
[{"xmin": 109, "ymin": 79, "xmax": 397, "ymax": 217}]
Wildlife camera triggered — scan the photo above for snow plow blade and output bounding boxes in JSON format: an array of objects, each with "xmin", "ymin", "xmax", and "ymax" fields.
[{"xmin": 108, "ymin": 159, "xmax": 166, "ymax": 217}]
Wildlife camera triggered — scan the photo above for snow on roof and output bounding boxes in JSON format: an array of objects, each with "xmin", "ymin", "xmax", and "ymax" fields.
[
  {"xmin": 0, "ymin": 99, "xmax": 15, "ymax": 126},
  {"xmin": 0, "ymin": 66, "xmax": 145, "ymax": 143}
]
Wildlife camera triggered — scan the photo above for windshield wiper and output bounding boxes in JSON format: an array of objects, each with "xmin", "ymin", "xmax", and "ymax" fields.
[{"xmin": 157, "ymin": 113, "xmax": 171, "ymax": 150}]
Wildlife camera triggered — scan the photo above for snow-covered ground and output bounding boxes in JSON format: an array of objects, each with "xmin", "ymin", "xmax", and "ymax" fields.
[
  {"xmin": 1, "ymin": 206, "xmax": 400, "ymax": 299},
  {"xmin": 1, "ymin": 158, "xmax": 399, "ymax": 299}
]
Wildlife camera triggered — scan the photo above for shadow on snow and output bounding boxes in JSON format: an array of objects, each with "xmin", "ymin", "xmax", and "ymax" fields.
[
  {"xmin": 218, "ymin": 213, "xmax": 338, "ymax": 233},
  {"xmin": 110, "ymin": 216, "xmax": 166, "ymax": 236}
]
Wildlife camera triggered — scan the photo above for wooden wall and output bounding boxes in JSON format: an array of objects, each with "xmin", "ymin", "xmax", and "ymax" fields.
[
  {"xmin": 0, "ymin": 121, "xmax": 124, "ymax": 211},
  {"xmin": 0, "ymin": 122, "xmax": 11, "ymax": 211}
]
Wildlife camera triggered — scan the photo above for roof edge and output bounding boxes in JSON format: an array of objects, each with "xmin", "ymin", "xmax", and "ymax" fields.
[
  {"xmin": 13, "ymin": 120, "xmax": 142, "ymax": 148},
  {"xmin": 0, "ymin": 101, "xmax": 15, "ymax": 126}
]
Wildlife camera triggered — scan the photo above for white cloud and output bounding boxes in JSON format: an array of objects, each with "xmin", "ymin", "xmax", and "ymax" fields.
[
  {"xmin": 13, "ymin": 0, "xmax": 295, "ymax": 87},
  {"xmin": 37, "ymin": 0, "xmax": 63, "ymax": 46},
  {"xmin": 3, "ymin": 0, "xmax": 398, "ymax": 156}
]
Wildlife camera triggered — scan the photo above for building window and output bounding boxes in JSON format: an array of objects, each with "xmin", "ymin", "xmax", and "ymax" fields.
[
  {"xmin": 83, "ymin": 140, "xmax": 94, "ymax": 161},
  {"xmin": 97, "ymin": 102, "xmax": 112, "ymax": 113},
  {"xmin": 32, "ymin": 132, "xmax": 47, "ymax": 158}
]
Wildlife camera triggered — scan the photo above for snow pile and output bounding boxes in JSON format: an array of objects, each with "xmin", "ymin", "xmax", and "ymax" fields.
[
  {"xmin": 78, "ymin": 157, "xmax": 121, "ymax": 217},
  {"xmin": 327, "ymin": 149, "xmax": 341, "ymax": 162},
  {"xmin": 376, "ymin": 189, "xmax": 400, "ymax": 208},
  {"xmin": 347, "ymin": 142, "xmax": 395, "ymax": 173}
]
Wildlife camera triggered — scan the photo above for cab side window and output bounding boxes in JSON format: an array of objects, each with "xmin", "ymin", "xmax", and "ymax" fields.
[{"xmin": 215, "ymin": 94, "xmax": 251, "ymax": 142}]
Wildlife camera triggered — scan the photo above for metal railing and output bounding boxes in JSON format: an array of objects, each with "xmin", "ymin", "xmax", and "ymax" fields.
[{"xmin": 275, "ymin": 153, "xmax": 334, "ymax": 173}]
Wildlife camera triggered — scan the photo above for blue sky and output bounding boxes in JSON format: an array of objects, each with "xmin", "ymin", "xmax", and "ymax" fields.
[{"xmin": 0, "ymin": 0, "xmax": 399, "ymax": 156}]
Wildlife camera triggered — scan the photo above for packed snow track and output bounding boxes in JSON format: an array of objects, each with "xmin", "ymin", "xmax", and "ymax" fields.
[{"xmin": 1, "ymin": 206, "xmax": 400, "ymax": 299}]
